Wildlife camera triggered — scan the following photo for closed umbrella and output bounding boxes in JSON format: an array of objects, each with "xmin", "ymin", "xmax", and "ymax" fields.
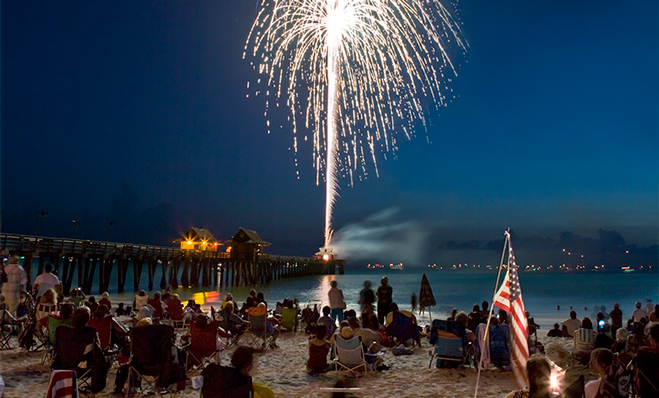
[{"xmin": 418, "ymin": 273, "xmax": 436, "ymax": 322}]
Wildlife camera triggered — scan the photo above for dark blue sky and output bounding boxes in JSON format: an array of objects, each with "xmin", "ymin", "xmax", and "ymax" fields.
[{"xmin": 2, "ymin": 1, "xmax": 657, "ymax": 259}]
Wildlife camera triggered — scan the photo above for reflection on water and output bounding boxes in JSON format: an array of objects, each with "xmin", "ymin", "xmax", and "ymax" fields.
[{"xmin": 106, "ymin": 271, "xmax": 657, "ymax": 330}]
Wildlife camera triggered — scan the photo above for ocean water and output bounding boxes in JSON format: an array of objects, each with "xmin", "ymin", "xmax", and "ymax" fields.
[{"xmin": 102, "ymin": 269, "xmax": 658, "ymax": 330}]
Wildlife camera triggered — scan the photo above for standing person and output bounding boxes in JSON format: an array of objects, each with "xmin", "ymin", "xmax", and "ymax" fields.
[
  {"xmin": 609, "ymin": 303, "xmax": 623, "ymax": 336},
  {"xmin": 328, "ymin": 280, "xmax": 344, "ymax": 325},
  {"xmin": 1, "ymin": 255, "xmax": 27, "ymax": 316},
  {"xmin": 632, "ymin": 301, "xmax": 647, "ymax": 322},
  {"xmin": 33, "ymin": 262, "xmax": 61, "ymax": 300},
  {"xmin": 358, "ymin": 280, "xmax": 375, "ymax": 314},
  {"xmin": 376, "ymin": 277, "xmax": 393, "ymax": 325}
]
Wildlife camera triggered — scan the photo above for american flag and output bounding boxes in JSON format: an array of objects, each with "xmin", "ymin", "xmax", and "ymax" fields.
[{"xmin": 493, "ymin": 235, "xmax": 529, "ymax": 389}]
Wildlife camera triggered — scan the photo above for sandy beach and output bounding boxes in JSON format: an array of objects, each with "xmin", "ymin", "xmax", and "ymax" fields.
[{"xmin": 0, "ymin": 327, "xmax": 590, "ymax": 398}]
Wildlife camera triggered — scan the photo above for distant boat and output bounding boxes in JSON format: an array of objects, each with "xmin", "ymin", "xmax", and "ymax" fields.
[{"xmin": 390, "ymin": 263, "xmax": 404, "ymax": 271}]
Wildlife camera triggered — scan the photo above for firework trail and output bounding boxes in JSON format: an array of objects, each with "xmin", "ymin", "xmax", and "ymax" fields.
[{"xmin": 244, "ymin": 0, "xmax": 466, "ymax": 247}]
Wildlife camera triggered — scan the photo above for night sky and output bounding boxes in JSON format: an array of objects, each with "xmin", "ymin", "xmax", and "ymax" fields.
[{"xmin": 2, "ymin": 1, "xmax": 657, "ymax": 263}]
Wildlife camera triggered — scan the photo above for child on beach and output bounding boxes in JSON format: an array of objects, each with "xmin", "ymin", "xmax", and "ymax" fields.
[{"xmin": 307, "ymin": 324, "xmax": 331, "ymax": 374}]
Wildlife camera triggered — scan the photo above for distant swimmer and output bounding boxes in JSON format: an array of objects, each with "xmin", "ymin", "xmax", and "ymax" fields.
[{"xmin": 557, "ymin": 305, "xmax": 560, "ymax": 310}]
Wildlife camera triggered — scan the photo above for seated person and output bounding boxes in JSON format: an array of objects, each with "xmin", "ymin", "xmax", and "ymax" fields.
[
  {"xmin": 307, "ymin": 325, "xmax": 331, "ymax": 374},
  {"xmin": 165, "ymin": 294, "xmax": 183, "ymax": 321},
  {"xmin": 147, "ymin": 292, "xmax": 167, "ymax": 319},
  {"xmin": 133, "ymin": 290, "xmax": 149, "ymax": 312},
  {"xmin": 54, "ymin": 306, "xmax": 109, "ymax": 393},
  {"xmin": 87, "ymin": 304, "xmax": 129, "ymax": 352},
  {"xmin": 68, "ymin": 288, "xmax": 86, "ymax": 307},
  {"xmin": 221, "ymin": 294, "xmax": 238, "ymax": 313},
  {"xmin": 547, "ymin": 323, "xmax": 563, "ymax": 337},
  {"xmin": 385, "ymin": 303, "xmax": 420, "ymax": 347},
  {"xmin": 574, "ymin": 317, "xmax": 597, "ymax": 364},
  {"xmin": 223, "ymin": 302, "xmax": 249, "ymax": 336},
  {"xmin": 585, "ymin": 348, "xmax": 614, "ymax": 398},
  {"xmin": 84, "ymin": 296, "xmax": 99, "ymax": 313},
  {"xmin": 0, "ymin": 294, "xmax": 28, "ymax": 330},
  {"xmin": 98, "ymin": 292, "xmax": 112, "ymax": 312},
  {"xmin": 42, "ymin": 302, "xmax": 75, "ymax": 345},
  {"xmin": 350, "ymin": 317, "xmax": 381, "ymax": 347},
  {"xmin": 468, "ymin": 304, "xmax": 482, "ymax": 332},
  {"xmin": 384, "ymin": 303, "xmax": 417, "ymax": 326},
  {"xmin": 115, "ymin": 302, "xmax": 130, "ymax": 316},
  {"xmin": 624, "ymin": 322, "xmax": 649, "ymax": 359},
  {"xmin": 201, "ymin": 346, "xmax": 274, "ymax": 398},
  {"xmin": 504, "ymin": 355, "xmax": 552, "ymax": 398},
  {"xmin": 613, "ymin": 328, "xmax": 628, "ymax": 354},
  {"xmin": 561, "ymin": 311, "xmax": 581, "ymax": 338},
  {"xmin": 316, "ymin": 306, "xmax": 336, "ymax": 339}
]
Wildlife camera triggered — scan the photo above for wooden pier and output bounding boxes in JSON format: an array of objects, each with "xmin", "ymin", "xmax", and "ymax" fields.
[{"xmin": 0, "ymin": 233, "xmax": 344, "ymax": 295}]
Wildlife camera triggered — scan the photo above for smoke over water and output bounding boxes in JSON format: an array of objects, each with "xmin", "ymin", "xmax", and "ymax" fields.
[{"xmin": 330, "ymin": 208, "xmax": 429, "ymax": 266}]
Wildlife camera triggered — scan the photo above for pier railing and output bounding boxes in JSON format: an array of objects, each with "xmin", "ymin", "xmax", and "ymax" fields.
[{"xmin": 0, "ymin": 233, "xmax": 343, "ymax": 295}]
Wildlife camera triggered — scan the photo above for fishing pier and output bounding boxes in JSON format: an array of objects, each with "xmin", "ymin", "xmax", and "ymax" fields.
[{"xmin": 0, "ymin": 230, "xmax": 344, "ymax": 295}]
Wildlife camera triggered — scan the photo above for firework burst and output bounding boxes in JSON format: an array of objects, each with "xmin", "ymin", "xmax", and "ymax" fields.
[{"xmin": 244, "ymin": 0, "xmax": 466, "ymax": 247}]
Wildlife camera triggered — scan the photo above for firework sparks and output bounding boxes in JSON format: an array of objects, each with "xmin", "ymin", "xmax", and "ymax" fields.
[{"xmin": 244, "ymin": 0, "xmax": 466, "ymax": 247}]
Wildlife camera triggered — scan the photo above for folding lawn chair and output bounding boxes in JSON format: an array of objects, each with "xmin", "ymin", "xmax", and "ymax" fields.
[
  {"xmin": 184, "ymin": 320, "xmax": 224, "ymax": 374},
  {"xmin": 247, "ymin": 314, "xmax": 276, "ymax": 350},
  {"xmin": 0, "ymin": 308, "xmax": 15, "ymax": 350},
  {"xmin": 386, "ymin": 310, "xmax": 420, "ymax": 348},
  {"xmin": 333, "ymin": 335, "xmax": 370, "ymax": 373},
  {"xmin": 52, "ymin": 325, "xmax": 101, "ymax": 394},
  {"xmin": 428, "ymin": 330, "xmax": 466, "ymax": 368},
  {"xmin": 280, "ymin": 307, "xmax": 299, "ymax": 332},
  {"xmin": 127, "ymin": 324, "xmax": 177, "ymax": 398}
]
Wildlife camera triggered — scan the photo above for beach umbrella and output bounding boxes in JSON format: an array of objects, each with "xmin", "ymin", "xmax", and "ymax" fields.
[{"xmin": 419, "ymin": 273, "xmax": 436, "ymax": 321}]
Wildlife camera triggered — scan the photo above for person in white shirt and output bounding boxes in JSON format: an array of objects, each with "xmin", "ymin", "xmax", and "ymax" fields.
[
  {"xmin": 632, "ymin": 301, "xmax": 648, "ymax": 322},
  {"xmin": 585, "ymin": 348, "xmax": 613, "ymax": 398},
  {"xmin": 33, "ymin": 262, "xmax": 61, "ymax": 299},
  {"xmin": 561, "ymin": 310, "xmax": 581, "ymax": 338}
]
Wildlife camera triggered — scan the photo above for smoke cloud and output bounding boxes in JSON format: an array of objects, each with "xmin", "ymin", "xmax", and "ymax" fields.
[{"xmin": 330, "ymin": 208, "xmax": 429, "ymax": 265}]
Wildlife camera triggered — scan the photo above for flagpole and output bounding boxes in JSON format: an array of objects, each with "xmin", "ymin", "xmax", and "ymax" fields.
[{"xmin": 474, "ymin": 230, "xmax": 510, "ymax": 398}]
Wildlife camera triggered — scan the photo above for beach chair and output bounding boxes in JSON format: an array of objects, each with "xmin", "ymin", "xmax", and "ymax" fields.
[
  {"xmin": 214, "ymin": 309, "xmax": 241, "ymax": 347},
  {"xmin": 489, "ymin": 324, "xmax": 511, "ymax": 369},
  {"xmin": 0, "ymin": 308, "xmax": 15, "ymax": 350},
  {"xmin": 87, "ymin": 316, "xmax": 121, "ymax": 365},
  {"xmin": 52, "ymin": 325, "xmax": 105, "ymax": 394},
  {"xmin": 280, "ymin": 307, "xmax": 300, "ymax": 332},
  {"xmin": 127, "ymin": 324, "xmax": 177, "ymax": 398},
  {"xmin": 184, "ymin": 320, "xmax": 224, "ymax": 374},
  {"xmin": 333, "ymin": 335, "xmax": 369, "ymax": 373},
  {"xmin": 386, "ymin": 310, "xmax": 420, "ymax": 348},
  {"xmin": 428, "ymin": 330, "xmax": 466, "ymax": 368},
  {"xmin": 247, "ymin": 314, "xmax": 276, "ymax": 350}
]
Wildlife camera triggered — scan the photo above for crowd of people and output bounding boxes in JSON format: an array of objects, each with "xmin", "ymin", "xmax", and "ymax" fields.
[{"xmin": 2, "ymin": 257, "xmax": 658, "ymax": 397}]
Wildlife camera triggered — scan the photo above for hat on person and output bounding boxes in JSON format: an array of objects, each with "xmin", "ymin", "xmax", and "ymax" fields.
[
  {"xmin": 340, "ymin": 326, "xmax": 354, "ymax": 339},
  {"xmin": 616, "ymin": 328, "xmax": 628, "ymax": 342}
]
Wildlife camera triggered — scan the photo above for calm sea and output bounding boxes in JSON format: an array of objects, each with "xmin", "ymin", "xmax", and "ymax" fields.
[{"xmin": 99, "ymin": 269, "xmax": 658, "ymax": 330}]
